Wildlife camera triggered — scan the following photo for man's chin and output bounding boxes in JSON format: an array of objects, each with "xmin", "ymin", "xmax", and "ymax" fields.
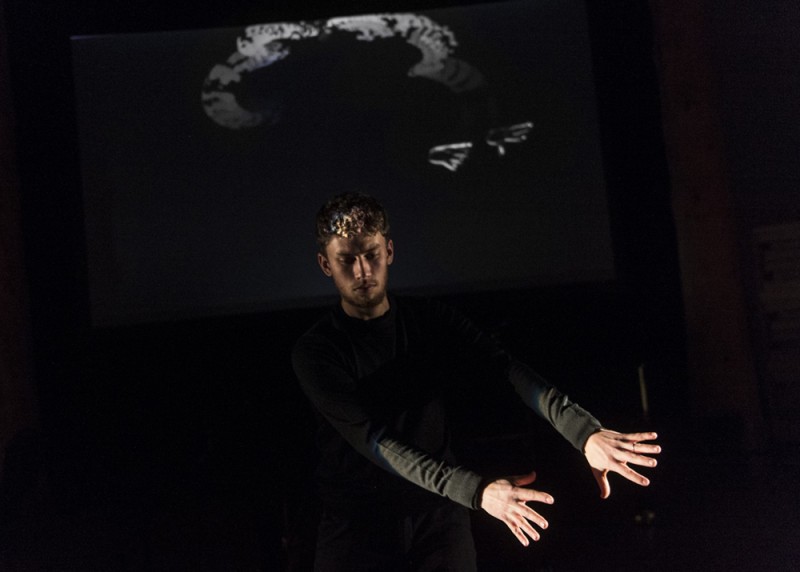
[{"xmin": 350, "ymin": 289, "xmax": 386, "ymax": 309}]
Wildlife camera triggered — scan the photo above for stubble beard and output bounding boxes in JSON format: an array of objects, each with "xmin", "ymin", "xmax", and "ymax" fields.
[
  {"xmin": 336, "ymin": 277, "xmax": 388, "ymax": 312},
  {"xmin": 348, "ymin": 284, "xmax": 386, "ymax": 309}
]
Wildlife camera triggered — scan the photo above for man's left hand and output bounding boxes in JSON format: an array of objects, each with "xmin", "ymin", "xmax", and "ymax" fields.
[{"xmin": 583, "ymin": 430, "xmax": 661, "ymax": 499}]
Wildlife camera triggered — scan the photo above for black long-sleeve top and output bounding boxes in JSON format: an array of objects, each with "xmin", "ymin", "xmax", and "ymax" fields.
[{"xmin": 291, "ymin": 295, "xmax": 601, "ymax": 513}]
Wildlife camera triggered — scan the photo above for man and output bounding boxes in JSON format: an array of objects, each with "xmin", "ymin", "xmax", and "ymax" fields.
[{"xmin": 292, "ymin": 193, "xmax": 660, "ymax": 571}]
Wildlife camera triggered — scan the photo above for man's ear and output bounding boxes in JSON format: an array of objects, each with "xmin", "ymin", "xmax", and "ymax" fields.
[
  {"xmin": 386, "ymin": 239, "xmax": 395, "ymax": 265},
  {"xmin": 317, "ymin": 253, "xmax": 333, "ymax": 277}
]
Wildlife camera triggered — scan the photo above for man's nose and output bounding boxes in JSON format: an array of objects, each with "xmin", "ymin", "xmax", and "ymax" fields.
[{"xmin": 354, "ymin": 257, "xmax": 371, "ymax": 280}]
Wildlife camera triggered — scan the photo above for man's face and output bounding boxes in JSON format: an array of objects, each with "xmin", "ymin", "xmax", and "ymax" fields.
[{"xmin": 318, "ymin": 233, "xmax": 394, "ymax": 319}]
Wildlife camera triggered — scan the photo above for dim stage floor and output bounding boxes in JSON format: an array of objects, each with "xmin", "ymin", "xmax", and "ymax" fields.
[{"xmin": 2, "ymin": 427, "xmax": 798, "ymax": 571}]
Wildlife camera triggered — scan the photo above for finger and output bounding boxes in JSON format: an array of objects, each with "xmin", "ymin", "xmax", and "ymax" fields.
[
  {"xmin": 593, "ymin": 468, "xmax": 611, "ymax": 499},
  {"xmin": 625, "ymin": 442, "xmax": 660, "ymax": 467},
  {"xmin": 507, "ymin": 520, "xmax": 536, "ymax": 546},
  {"xmin": 518, "ymin": 520, "xmax": 541, "ymax": 544},
  {"xmin": 622, "ymin": 431, "xmax": 658, "ymax": 442},
  {"xmin": 510, "ymin": 471, "xmax": 537, "ymax": 487},
  {"xmin": 627, "ymin": 451, "xmax": 659, "ymax": 469},
  {"xmin": 508, "ymin": 513, "xmax": 542, "ymax": 546},
  {"xmin": 516, "ymin": 514, "xmax": 542, "ymax": 543},
  {"xmin": 515, "ymin": 505, "xmax": 549, "ymax": 531},
  {"xmin": 616, "ymin": 463, "xmax": 651, "ymax": 487},
  {"xmin": 512, "ymin": 487, "xmax": 554, "ymax": 505},
  {"xmin": 630, "ymin": 442, "xmax": 662, "ymax": 455},
  {"xmin": 506, "ymin": 521, "xmax": 528, "ymax": 546},
  {"xmin": 505, "ymin": 513, "xmax": 539, "ymax": 546}
]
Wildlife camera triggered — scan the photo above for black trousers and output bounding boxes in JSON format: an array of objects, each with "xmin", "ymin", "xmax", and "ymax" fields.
[{"xmin": 314, "ymin": 502, "xmax": 477, "ymax": 572}]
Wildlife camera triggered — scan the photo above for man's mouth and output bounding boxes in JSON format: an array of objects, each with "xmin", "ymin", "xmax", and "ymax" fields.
[{"xmin": 355, "ymin": 283, "xmax": 376, "ymax": 292}]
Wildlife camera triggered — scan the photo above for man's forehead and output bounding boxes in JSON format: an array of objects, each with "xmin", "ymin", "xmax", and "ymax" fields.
[{"xmin": 328, "ymin": 233, "xmax": 385, "ymax": 254}]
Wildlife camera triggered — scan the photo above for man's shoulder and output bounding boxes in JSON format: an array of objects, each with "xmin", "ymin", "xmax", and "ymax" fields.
[
  {"xmin": 393, "ymin": 293, "xmax": 446, "ymax": 315},
  {"xmin": 394, "ymin": 294, "xmax": 466, "ymax": 325},
  {"xmin": 291, "ymin": 307, "xmax": 337, "ymax": 354}
]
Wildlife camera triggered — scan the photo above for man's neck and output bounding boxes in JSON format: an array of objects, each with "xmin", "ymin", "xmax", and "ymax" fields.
[{"xmin": 341, "ymin": 297, "xmax": 390, "ymax": 320}]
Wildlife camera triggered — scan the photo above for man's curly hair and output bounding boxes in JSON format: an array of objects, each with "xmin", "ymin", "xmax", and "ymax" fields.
[{"xmin": 315, "ymin": 193, "xmax": 390, "ymax": 252}]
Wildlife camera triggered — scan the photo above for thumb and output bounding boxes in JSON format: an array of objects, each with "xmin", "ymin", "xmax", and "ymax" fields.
[
  {"xmin": 511, "ymin": 470, "xmax": 537, "ymax": 487},
  {"xmin": 592, "ymin": 468, "xmax": 611, "ymax": 499}
]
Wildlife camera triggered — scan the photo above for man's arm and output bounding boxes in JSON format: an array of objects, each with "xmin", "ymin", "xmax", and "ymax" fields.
[
  {"xmin": 292, "ymin": 334, "xmax": 485, "ymax": 509},
  {"xmin": 425, "ymin": 299, "xmax": 603, "ymax": 449},
  {"xmin": 429, "ymin": 299, "xmax": 661, "ymax": 540},
  {"xmin": 504, "ymin": 356, "xmax": 662, "ymax": 501}
]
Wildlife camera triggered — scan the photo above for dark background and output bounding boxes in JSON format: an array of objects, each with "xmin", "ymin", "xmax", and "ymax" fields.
[{"xmin": 3, "ymin": 0, "xmax": 798, "ymax": 570}]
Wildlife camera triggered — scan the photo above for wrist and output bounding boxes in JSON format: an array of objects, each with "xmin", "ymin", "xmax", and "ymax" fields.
[
  {"xmin": 475, "ymin": 477, "xmax": 491, "ymax": 509},
  {"xmin": 582, "ymin": 427, "xmax": 605, "ymax": 454}
]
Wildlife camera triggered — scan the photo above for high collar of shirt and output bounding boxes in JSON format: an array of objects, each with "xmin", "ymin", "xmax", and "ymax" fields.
[{"xmin": 333, "ymin": 292, "xmax": 396, "ymax": 332}]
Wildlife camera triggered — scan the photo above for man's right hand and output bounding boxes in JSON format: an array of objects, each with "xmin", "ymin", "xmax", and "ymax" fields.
[{"xmin": 479, "ymin": 470, "xmax": 554, "ymax": 546}]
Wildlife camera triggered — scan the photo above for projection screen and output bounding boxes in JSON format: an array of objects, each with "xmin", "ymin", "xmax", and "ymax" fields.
[{"xmin": 72, "ymin": 0, "xmax": 613, "ymax": 326}]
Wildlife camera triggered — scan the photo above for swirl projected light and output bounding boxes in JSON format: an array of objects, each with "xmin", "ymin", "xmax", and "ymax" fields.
[{"xmin": 201, "ymin": 13, "xmax": 532, "ymax": 172}]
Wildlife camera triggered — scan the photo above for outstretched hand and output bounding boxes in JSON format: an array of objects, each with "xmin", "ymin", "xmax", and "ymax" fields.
[
  {"xmin": 583, "ymin": 430, "xmax": 661, "ymax": 499},
  {"xmin": 479, "ymin": 471, "xmax": 554, "ymax": 547}
]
